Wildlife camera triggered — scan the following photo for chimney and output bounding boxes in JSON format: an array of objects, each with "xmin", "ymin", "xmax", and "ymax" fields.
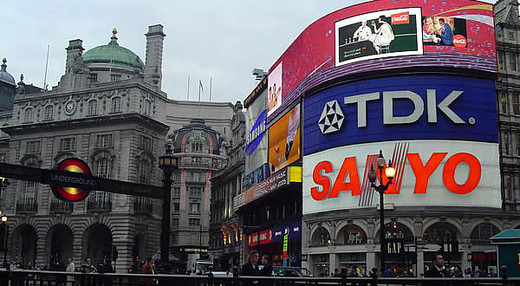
[
  {"xmin": 144, "ymin": 24, "xmax": 166, "ymax": 89},
  {"xmin": 65, "ymin": 39, "xmax": 84, "ymax": 75}
]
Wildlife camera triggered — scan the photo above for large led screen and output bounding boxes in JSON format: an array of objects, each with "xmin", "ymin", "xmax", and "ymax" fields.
[
  {"xmin": 267, "ymin": 0, "xmax": 495, "ymax": 120},
  {"xmin": 302, "ymin": 140, "xmax": 501, "ymax": 214},
  {"xmin": 335, "ymin": 8, "xmax": 423, "ymax": 65},
  {"xmin": 303, "ymin": 75, "xmax": 498, "ymax": 155},
  {"xmin": 268, "ymin": 104, "xmax": 301, "ymax": 173}
]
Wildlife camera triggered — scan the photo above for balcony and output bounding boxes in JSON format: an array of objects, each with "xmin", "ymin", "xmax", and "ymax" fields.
[
  {"xmin": 50, "ymin": 199, "xmax": 73, "ymax": 214},
  {"xmin": 134, "ymin": 198, "xmax": 153, "ymax": 215},
  {"xmin": 87, "ymin": 199, "xmax": 112, "ymax": 212},
  {"xmin": 16, "ymin": 198, "xmax": 38, "ymax": 214}
]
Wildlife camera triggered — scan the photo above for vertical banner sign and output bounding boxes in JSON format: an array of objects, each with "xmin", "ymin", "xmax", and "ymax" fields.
[{"xmin": 283, "ymin": 228, "xmax": 289, "ymax": 266}]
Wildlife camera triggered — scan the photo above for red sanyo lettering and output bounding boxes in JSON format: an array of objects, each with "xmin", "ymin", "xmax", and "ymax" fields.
[{"xmin": 311, "ymin": 152, "xmax": 481, "ymax": 200}]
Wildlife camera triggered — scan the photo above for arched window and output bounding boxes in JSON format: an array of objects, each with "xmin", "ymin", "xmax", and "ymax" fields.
[
  {"xmin": 24, "ymin": 108, "xmax": 33, "ymax": 123},
  {"xmin": 423, "ymin": 222, "xmax": 459, "ymax": 246},
  {"xmin": 44, "ymin": 105, "xmax": 54, "ymax": 121},
  {"xmin": 137, "ymin": 159, "xmax": 150, "ymax": 184},
  {"xmin": 111, "ymin": 97, "xmax": 122, "ymax": 113},
  {"xmin": 88, "ymin": 100, "xmax": 98, "ymax": 116},
  {"xmin": 470, "ymin": 223, "xmax": 500, "ymax": 244},
  {"xmin": 311, "ymin": 227, "xmax": 331, "ymax": 246},
  {"xmin": 338, "ymin": 224, "xmax": 367, "ymax": 244}
]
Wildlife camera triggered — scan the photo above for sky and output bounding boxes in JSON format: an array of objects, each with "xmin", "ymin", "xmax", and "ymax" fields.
[{"xmin": 2, "ymin": 0, "xmax": 496, "ymax": 104}]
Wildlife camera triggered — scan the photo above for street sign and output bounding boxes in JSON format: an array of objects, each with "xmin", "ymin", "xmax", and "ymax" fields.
[
  {"xmin": 50, "ymin": 158, "xmax": 92, "ymax": 202},
  {"xmin": 0, "ymin": 162, "xmax": 163, "ymax": 199}
]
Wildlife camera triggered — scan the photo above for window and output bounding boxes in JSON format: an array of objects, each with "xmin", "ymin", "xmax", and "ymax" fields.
[
  {"xmin": 498, "ymin": 51, "xmax": 505, "ymax": 69},
  {"xmin": 88, "ymin": 100, "xmax": 98, "ymax": 116},
  {"xmin": 60, "ymin": 137, "xmax": 76, "ymax": 151},
  {"xmin": 173, "ymin": 187, "xmax": 181, "ymax": 198},
  {"xmin": 514, "ymin": 92, "xmax": 520, "ymax": 115},
  {"xmin": 96, "ymin": 157, "xmax": 111, "ymax": 179},
  {"xmin": 111, "ymin": 74, "xmax": 121, "ymax": 82},
  {"xmin": 510, "ymin": 53, "xmax": 517, "ymax": 71},
  {"xmin": 96, "ymin": 134, "xmax": 113, "ymax": 148},
  {"xmin": 191, "ymin": 143, "xmax": 203, "ymax": 152},
  {"xmin": 26, "ymin": 141, "xmax": 40, "ymax": 154},
  {"xmin": 501, "ymin": 92, "xmax": 508, "ymax": 113},
  {"xmin": 23, "ymin": 181, "xmax": 36, "ymax": 201},
  {"xmin": 44, "ymin": 105, "xmax": 54, "ymax": 121},
  {"xmin": 509, "ymin": 31, "xmax": 515, "ymax": 40},
  {"xmin": 504, "ymin": 173, "xmax": 513, "ymax": 200},
  {"xmin": 192, "ymin": 172, "xmax": 202, "ymax": 182},
  {"xmin": 90, "ymin": 73, "xmax": 98, "ymax": 82},
  {"xmin": 139, "ymin": 135, "xmax": 152, "ymax": 151},
  {"xmin": 504, "ymin": 132, "xmax": 511, "ymax": 155},
  {"xmin": 137, "ymin": 160, "xmax": 150, "ymax": 184},
  {"xmin": 172, "ymin": 218, "xmax": 179, "ymax": 226},
  {"xmin": 190, "ymin": 187, "xmax": 202, "ymax": 199},
  {"xmin": 189, "ymin": 218, "xmax": 200, "ymax": 226},
  {"xmin": 190, "ymin": 203, "xmax": 200, "ymax": 214},
  {"xmin": 111, "ymin": 97, "xmax": 122, "ymax": 113},
  {"xmin": 0, "ymin": 153, "xmax": 5, "ymax": 163},
  {"xmin": 172, "ymin": 171, "xmax": 181, "ymax": 182},
  {"xmin": 24, "ymin": 108, "xmax": 33, "ymax": 123},
  {"xmin": 143, "ymin": 100, "xmax": 151, "ymax": 116},
  {"xmin": 173, "ymin": 202, "xmax": 180, "ymax": 213}
]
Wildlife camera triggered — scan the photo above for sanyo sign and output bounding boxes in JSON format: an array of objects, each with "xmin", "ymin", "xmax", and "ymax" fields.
[{"xmin": 302, "ymin": 141, "xmax": 501, "ymax": 215}]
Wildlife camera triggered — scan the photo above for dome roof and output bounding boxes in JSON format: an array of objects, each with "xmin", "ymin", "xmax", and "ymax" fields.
[
  {"xmin": 83, "ymin": 29, "xmax": 144, "ymax": 68},
  {"xmin": 0, "ymin": 58, "xmax": 16, "ymax": 86}
]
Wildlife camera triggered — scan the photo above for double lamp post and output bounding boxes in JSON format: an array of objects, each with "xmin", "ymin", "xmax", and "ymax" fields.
[
  {"xmin": 368, "ymin": 150, "xmax": 395, "ymax": 272},
  {"xmin": 158, "ymin": 144, "xmax": 178, "ymax": 272}
]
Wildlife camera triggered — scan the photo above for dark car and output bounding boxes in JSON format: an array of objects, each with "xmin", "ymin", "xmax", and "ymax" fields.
[{"xmin": 272, "ymin": 266, "xmax": 311, "ymax": 277}]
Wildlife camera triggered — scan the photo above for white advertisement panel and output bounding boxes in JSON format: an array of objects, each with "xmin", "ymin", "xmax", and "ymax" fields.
[{"xmin": 303, "ymin": 140, "xmax": 501, "ymax": 215}]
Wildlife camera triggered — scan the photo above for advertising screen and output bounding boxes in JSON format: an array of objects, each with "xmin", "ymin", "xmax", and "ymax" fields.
[
  {"xmin": 302, "ymin": 75, "xmax": 500, "ymax": 213},
  {"xmin": 267, "ymin": 0, "xmax": 495, "ymax": 120},
  {"xmin": 268, "ymin": 104, "xmax": 301, "ymax": 173},
  {"xmin": 302, "ymin": 140, "xmax": 501, "ymax": 214},
  {"xmin": 335, "ymin": 8, "xmax": 423, "ymax": 65},
  {"xmin": 303, "ymin": 75, "xmax": 498, "ymax": 155}
]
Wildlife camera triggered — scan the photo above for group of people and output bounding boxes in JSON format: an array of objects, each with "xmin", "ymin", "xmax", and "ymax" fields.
[
  {"xmin": 64, "ymin": 257, "xmax": 114, "ymax": 274},
  {"xmin": 422, "ymin": 17, "xmax": 454, "ymax": 45},
  {"xmin": 241, "ymin": 250, "xmax": 273, "ymax": 277},
  {"xmin": 425, "ymin": 253, "xmax": 498, "ymax": 278},
  {"xmin": 351, "ymin": 15, "xmax": 395, "ymax": 54}
]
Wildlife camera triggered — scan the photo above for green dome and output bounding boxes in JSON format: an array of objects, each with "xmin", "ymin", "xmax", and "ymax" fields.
[{"xmin": 83, "ymin": 30, "xmax": 144, "ymax": 68}]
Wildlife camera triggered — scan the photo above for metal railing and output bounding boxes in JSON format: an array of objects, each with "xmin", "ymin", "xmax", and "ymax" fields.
[
  {"xmin": 16, "ymin": 199, "xmax": 37, "ymax": 213},
  {"xmin": 0, "ymin": 270, "xmax": 518, "ymax": 286},
  {"xmin": 50, "ymin": 200, "xmax": 73, "ymax": 214}
]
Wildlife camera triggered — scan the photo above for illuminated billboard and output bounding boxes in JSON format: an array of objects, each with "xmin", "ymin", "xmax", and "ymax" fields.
[
  {"xmin": 302, "ymin": 141, "xmax": 501, "ymax": 214},
  {"xmin": 335, "ymin": 8, "xmax": 423, "ymax": 65},
  {"xmin": 302, "ymin": 75, "xmax": 500, "ymax": 213},
  {"xmin": 268, "ymin": 104, "xmax": 301, "ymax": 173},
  {"xmin": 267, "ymin": 63, "xmax": 283, "ymax": 117},
  {"xmin": 267, "ymin": 0, "xmax": 495, "ymax": 120}
]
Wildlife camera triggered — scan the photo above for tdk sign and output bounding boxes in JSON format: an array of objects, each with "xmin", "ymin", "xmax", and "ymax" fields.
[{"xmin": 304, "ymin": 76, "xmax": 498, "ymax": 155}]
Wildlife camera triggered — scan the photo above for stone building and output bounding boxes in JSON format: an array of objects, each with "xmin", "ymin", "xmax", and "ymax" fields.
[{"xmin": 0, "ymin": 25, "xmax": 237, "ymax": 272}]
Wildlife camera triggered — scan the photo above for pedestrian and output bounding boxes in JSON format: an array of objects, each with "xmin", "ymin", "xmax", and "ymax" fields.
[
  {"xmin": 241, "ymin": 250, "xmax": 260, "ymax": 286},
  {"xmin": 425, "ymin": 253, "xmax": 448, "ymax": 277},
  {"xmin": 65, "ymin": 258, "xmax": 76, "ymax": 286},
  {"xmin": 100, "ymin": 258, "xmax": 114, "ymax": 286},
  {"xmin": 141, "ymin": 257, "xmax": 156, "ymax": 286},
  {"xmin": 81, "ymin": 257, "xmax": 97, "ymax": 273}
]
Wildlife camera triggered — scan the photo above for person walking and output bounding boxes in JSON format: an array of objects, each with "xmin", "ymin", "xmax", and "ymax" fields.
[
  {"xmin": 241, "ymin": 250, "xmax": 260, "ymax": 286},
  {"xmin": 141, "ymin": 257, "xmax": 156, "ymax": 286},
  {"xmin": 425, "ymin": 254, "xmax": 448, "ymax": 277},
  {"xmin": 65, "ymin": 258, "xmax": 75, "ymax": 286}
]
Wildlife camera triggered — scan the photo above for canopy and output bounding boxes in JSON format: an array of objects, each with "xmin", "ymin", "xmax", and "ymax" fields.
[{"xmin": 151, "ymin": 250, "xmax": 181, "ymax": 263}]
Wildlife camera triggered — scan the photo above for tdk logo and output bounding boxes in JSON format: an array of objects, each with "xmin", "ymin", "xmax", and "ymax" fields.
[{"xmin": 318, "ymin": 89, "xmax": 472, "ymax": 134}]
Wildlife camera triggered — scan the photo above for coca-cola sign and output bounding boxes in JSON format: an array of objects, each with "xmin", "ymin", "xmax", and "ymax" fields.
[
  {"xmin": 391, "ymin": 12, "xmax": 410, "ymax": 25},
  {"xmin": 453, "ymin": 34, "xmax": 467, "ymax": 48}
]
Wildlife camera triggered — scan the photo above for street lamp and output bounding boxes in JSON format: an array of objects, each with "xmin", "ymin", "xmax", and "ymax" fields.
[
  {"xmin": 158, "ymin": 144, "xmax": 178, "ymax": 272},
  {"xmin": 368, "ymin": 150, "xmax": 395, "ymax": 271},
  {"xmin": 1, "ymin": 215, "xmax": 7, "ymax": 269}
]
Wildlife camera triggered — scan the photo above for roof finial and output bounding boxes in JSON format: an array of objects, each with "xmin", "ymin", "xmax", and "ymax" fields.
[
  {"xmin": 1, "ymin": 58, "xmax": 6, "ymax": 72},
  {"xmin": 112, "ymin": 28, "xmax": 118, "ymax": 39}
]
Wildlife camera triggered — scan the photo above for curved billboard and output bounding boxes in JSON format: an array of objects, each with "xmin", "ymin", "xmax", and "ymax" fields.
[
  {"xmin": 267, "ymin": 0, "xmax": 495, "ymax": 120},
  {"xmin": 302, "ymin": 75, "xmax": 500, "ymax": 214}
]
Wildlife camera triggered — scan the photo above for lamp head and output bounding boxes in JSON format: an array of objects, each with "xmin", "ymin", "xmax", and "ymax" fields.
[
  {"xmin": 368, "ymin": 165, "xmax": 376, "ymax": 183},
  {"xmin": 377, "ymin": 150, "xmax": 386, "ymax": 169},
  {"xmin": 385, "ymin": 160, "xmax": 396, "ymax": 179},
  {"xmin": 159, "ymin": 144, "xmax": 178, "ymax": 172}
]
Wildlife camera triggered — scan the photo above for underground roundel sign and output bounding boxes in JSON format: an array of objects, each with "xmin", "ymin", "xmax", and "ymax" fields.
[{"xmin": 51, "ymin": 158, "xmax": 92, "ymax": 202}]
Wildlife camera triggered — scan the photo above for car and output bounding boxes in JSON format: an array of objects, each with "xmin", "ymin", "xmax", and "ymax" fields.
[{"xmin": 272, "ymin": 266, "xmax": 312, "ymax": 277}]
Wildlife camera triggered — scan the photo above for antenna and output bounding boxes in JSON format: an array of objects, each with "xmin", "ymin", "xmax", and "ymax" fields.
[
  {"xmin": 209, "ymin": 77, "xmax": 213, "ymax": 102},
  {"xmin": 187, "ymin": 75, "xmax": 190, "ymax": 100},
  {"xmin": 43, "ymin": 45, "xmax": 50, "ymax": 90}
]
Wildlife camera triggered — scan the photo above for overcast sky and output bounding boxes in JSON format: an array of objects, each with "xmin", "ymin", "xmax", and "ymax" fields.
[{"xmin": 2, "ymin": 0, "xmax": 496, "ymax": 104}]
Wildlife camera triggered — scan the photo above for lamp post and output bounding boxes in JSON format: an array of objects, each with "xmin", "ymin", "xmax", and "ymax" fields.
[
  {"xmin": 158, "ymin": 144, "xmax": 178, "ymax": 272},
  {"xmin": 1, "ymin": 215, "xmax": 7, "ymax": 269},
  {"xmin": 368, "ymin": 150, "xmax": 395, "ymax": 272}
]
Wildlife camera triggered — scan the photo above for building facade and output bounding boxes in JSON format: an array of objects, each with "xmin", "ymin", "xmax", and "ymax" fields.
[{"xmin": 0, "ymin": 25, "xmax": 238, "ymax": 272}]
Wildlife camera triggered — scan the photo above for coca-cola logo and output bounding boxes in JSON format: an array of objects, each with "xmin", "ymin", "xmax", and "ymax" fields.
[
  {"xmin": 453, "ymin": 34, "xmax": 467, "ymax": 48},
  {"xmin": 391, "ymin": 12, "xmax": 409, "ymax": 24}
]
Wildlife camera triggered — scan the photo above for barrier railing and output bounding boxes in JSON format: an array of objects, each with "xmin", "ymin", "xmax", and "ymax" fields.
[{"xmin": 0, "ymin": 270, "xmax": 518, "ymax": 286}]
